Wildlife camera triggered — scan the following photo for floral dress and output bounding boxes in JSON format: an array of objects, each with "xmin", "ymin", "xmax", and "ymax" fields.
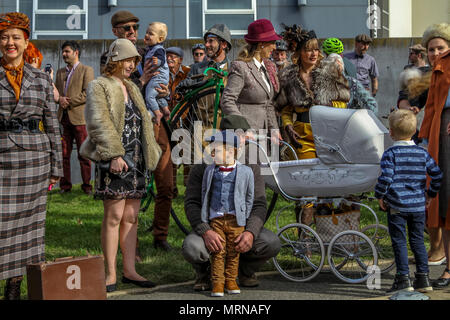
[{"xmin": 94, "ymin": 98, "xmax": 148, "ymax": 200}]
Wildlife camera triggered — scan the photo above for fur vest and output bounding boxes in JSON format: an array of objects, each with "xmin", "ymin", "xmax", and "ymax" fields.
[
  {"xmin": 276, "ymin": 64, "xmax": 314, "ymax": 110},
  {"xmin": 276, "ymin": 63, "xmax": 378, "ymax": 114},
  {"xmin": 80, "ymin": 76, "xmax": 162, "ymax": 171},
  {"xmin": 277, "ymin": 63, "xmax": 351, "ymax": 108}
]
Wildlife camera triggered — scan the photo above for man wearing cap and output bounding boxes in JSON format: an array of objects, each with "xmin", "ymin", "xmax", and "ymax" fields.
[
  {"xmin": 101, "ymin": 10, "xmax": 169, "ymax": 96},
  {"xmin": 404, "ymin": 44, "xmax": 429, "ymax": 70},
  {"xmin": 271, "ymin": 40, "xmax": 290, "ymax": 71},
  {"xmin": 344, "ymin": 34, "xmax": 379, "ymax": 97},
  {"xmin": 167, "ymin": 47, "xmax": 190, "ymax": 109},
  {"xmin": 182, "ymin": 115, "xmax": 281, "ymax": 291},
  {"xmin": 183, "ymin": 24, "xmax": 232, "ymax": 85}
]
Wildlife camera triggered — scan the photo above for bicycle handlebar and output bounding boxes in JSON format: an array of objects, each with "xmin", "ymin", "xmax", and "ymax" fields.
[{"xmin": 203, "ymin": 67, "xmax": 228, "ymax": 78}]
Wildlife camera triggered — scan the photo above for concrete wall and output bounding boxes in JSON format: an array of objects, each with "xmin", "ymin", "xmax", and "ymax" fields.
[{"xmin": 35, "ymin": 38, "xmax": 418, "ymax": 184}]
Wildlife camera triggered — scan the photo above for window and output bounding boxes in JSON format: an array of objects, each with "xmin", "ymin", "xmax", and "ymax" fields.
[
  {"xmin": 187, "ymin": 0, "xmax": 256, "ymax": 39},
  {"xmin": 32, "ymin": 0, "xmax": 88, "ymax": 39}
]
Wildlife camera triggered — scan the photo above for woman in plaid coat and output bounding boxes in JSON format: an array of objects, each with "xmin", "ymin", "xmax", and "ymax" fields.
[{"xmin": 0, "ymin": 12, "xmax": 63, "ymax": 300}]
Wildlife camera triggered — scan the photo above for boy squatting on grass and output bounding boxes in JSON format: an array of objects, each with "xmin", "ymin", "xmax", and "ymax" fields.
[
  {"xmin": 201, "ymin": 130, "xmax": 255, "ymax": 297},
  {"xmin": 139, "ymin": 21, "xmax": 170, "ymax": 122},
  {"xmin": 375, "ymin": 109, "xmax": 442, "ymax": 294}
]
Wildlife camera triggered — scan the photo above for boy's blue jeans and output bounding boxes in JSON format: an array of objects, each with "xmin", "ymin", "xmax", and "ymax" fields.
[{"xmin": 387, "ymin": 210, "xmax": 429, "ymax": 275}]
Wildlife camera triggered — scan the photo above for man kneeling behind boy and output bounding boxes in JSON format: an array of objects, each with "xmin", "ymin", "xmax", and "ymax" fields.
[{"xmin": 182, "ymin": 115, "xmax": 281, "ymax": 292}]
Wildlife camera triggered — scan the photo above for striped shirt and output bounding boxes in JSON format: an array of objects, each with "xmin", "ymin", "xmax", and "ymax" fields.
[{"xmin": 375, "ymin": 140, "xmax": 442, "ymax": 213}]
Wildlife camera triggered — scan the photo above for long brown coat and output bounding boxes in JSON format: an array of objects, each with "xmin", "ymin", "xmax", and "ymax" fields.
[
  {"xmin": 419, "ymin": 50, "xmax": 450, "ymax": 230},
  {"xmin": 55, "ymin": 62, "xmax": 94, "ymax": 125},
  {"xmin": 221, "ymin": 59, "xmax": 279, "ymax": 131}
]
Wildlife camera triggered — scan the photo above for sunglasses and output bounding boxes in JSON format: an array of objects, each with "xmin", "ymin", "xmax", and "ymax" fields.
[
  {"xmin": 194, "ymin": 52, "xmax": 204, "ymax": 57},
  {"xmin": 119, "ymin": 24, "xmax": 139, "ymax": 32}
]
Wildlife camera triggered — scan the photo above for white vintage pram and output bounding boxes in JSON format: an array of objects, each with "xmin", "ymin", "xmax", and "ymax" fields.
[{"xmin": 250, "ymin": 106, "xmax": 395, "ymax": 284}]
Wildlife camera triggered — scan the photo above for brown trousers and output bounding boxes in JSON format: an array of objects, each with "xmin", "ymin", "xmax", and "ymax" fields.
[
  {"xmin": 152, "ymin": 122, "xmax": 173, "ymax": 241},
  {"xmin": 210, "ymin": 215, "xmax": 245, "ymax": 285}
]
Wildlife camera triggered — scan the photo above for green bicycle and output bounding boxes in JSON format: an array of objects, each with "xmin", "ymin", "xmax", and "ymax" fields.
[{"xmin": 140, "ymin": 67, "xmax": 227, "ymax": 235}]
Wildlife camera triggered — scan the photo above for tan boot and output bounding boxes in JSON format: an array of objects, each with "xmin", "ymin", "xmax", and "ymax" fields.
[{"xmin": 300, "ymin": 205, "xmax": 315, "ymax": 226}]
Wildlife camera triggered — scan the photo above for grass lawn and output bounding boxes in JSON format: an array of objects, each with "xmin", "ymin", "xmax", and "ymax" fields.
[{"xmin": 0, "ymin": 171, "xmax": 429, "ymax": 299}]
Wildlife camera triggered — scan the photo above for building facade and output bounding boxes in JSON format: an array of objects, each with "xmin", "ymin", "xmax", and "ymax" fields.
[{"xmin": 2, "ymin": 0, "xmax": 377, "ymax": 40}]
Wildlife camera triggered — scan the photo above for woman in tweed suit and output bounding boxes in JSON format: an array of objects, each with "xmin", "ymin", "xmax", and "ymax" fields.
[
  {"xmin": 221, "ymin": 19, "xmax": 282, "ymax": 141},
  {"xmin": 0, "ymin": 12, "xmax": 63, "ymax": 300}
]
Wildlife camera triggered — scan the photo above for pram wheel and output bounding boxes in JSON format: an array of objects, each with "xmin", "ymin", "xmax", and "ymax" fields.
[
  {"xmin": 361, "ymin": 224, "xmax": 395, "ymax": 274},
  {"xmin": 327, "ymin": 230, "xmax": 378, "ymax": 284},
  {"xmin": 273, "ymin": 223, "xmax": 325, "ymax": 282}
]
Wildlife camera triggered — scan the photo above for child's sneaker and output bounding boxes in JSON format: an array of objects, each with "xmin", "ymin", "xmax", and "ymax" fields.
[
  {"xmin": 211, "ymin": 283, "xmax": 224, "ymax": 297},
  {"xmin": 387, "ymin": 274, "xmax": 414, "ymax": 294},
  {"xmin": 413, "ymin": 272, "xmax": 433, "ymax": 293},
  {"xmin": 225, "ymin": 280, "xmax": 241, "ymax": 294}
]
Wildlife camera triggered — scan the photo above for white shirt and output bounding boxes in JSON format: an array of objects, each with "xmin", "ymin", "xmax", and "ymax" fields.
[{"xmin": 253, "ymin": 57, "xmax": 271, "ymax": 93}]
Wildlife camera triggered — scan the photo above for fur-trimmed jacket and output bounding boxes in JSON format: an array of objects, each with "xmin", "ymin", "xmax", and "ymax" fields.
[
  {"xmin": 80, "ymin": 76, "xmax": 162, "ymax": 171},
  {"xmin": 276, "ymin": 63, "xmax": 378, "ymax": 123}
]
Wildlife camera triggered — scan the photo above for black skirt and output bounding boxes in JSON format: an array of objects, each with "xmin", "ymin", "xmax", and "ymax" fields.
[{"xmin": 94, "ymin": 99, "xmax": 148, "ymax": 200}]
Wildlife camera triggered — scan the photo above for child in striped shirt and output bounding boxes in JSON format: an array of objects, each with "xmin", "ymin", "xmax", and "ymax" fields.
[{"xmin": 375, "ymin": 109, "xmax": 442, "ymax": 294}]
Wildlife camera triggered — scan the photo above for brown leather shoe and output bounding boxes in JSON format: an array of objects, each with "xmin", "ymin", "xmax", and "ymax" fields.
[
  {"xmin": 4, "ymin": 276, "xmax": 22, "ymax": 300},
  {"xmin": 154, "ymin": 240, "xmax": 172, "ymax": 251},
  {"xmin": 193, "ymin": 273, "xmax": 211, "ymax": 291},
  {"xmin": 238, "ymin": 273, "xmax": 259, "ymax": 287}
]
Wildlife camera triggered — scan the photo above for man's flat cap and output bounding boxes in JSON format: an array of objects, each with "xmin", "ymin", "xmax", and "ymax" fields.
[
  {"xmin": 111, "ymin": 10, "xmax": 139, "ymax": 27},
  {"xmin": 355, "ymin": 34, "xmax": 373, "ymax": 43},
  {"xmin": 166, "ymin": 47, "xmax": 184, "ymax": 58}
]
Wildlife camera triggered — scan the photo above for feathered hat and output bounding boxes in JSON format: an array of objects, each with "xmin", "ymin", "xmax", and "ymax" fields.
[{"xmin": 280, "ymin": 24, "xmax": 317, "ymax": 52}]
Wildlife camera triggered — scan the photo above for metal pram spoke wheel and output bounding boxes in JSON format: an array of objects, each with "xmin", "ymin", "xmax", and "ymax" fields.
[
  {"xmin": 273, "ymin": 223, "xmax": 325, "ymax": 282},
  {"xmin": 327, "ymin": 230, "xmax": 378, "ymax": 284},
  {"xmin": 361, "ymin": 224, "xmax": 395, "ymax": 274}
]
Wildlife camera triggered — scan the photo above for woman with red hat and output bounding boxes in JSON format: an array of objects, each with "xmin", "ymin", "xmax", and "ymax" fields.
[
  {"xmin": 221, "ymin": 19, "xmax": 282, "ymax": 141},
  {"xmin": 0, "ymin": 12, "xmax": 63, "ymax": 299}
]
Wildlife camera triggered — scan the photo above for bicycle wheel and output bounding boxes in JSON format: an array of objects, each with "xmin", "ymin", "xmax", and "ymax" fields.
[
  {"xmin": 140, "ymin": 187, "xmax": 190, "ymax": 235},
  {"xmin": 273, "ymin": 223, "xmax": 325, "ymax": 282},
  {"xmin": 169, "ymin": 87, "xmax": 223, "ymax": 133},
  {"xmin": 361, "ymin": 224, "xmax": 395, "ymax": 274},
  {"xmin": 327, "ymin": 231, "xmax": 378, "ymax": 284}
]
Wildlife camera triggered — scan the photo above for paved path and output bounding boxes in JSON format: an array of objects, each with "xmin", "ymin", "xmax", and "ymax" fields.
[{"xmin": 108, "ymin": 265, "xmax": 450, "ymax": 300}]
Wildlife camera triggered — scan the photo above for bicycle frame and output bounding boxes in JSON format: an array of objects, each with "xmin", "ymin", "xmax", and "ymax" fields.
[{"xmin": 168, "ymin": 67, "xmax": 228, "ymax": 129}]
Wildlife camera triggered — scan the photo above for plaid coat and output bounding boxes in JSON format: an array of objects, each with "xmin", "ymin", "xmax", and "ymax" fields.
[{"xmin": 0, "ymin": 62, "xmax": 63, "ymax": 280}]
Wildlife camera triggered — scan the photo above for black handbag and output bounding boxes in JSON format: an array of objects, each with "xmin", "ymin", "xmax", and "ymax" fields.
[{"xmin": 97, "ymin": 151, "xmax": 136, "ymax": 174}]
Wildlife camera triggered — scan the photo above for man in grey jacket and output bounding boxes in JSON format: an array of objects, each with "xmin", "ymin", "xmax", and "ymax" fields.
[{"xmin": 182, "ymin": 115, "xmax": 281, "ymax": 291}]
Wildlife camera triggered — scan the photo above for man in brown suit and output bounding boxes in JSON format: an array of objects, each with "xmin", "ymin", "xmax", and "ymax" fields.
[{"xmin": 55, "ymin": 41, "xmax": 94, "ymax": 194}]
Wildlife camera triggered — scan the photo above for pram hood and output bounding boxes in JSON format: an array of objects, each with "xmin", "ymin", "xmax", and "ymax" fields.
[{"xmin": 310, "ymin": 106, "xmax": 391, "ymax": 164}]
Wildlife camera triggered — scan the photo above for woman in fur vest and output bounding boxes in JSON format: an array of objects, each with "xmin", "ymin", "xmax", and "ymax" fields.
[
  {"xmin": 277, "ymin": 25, "xmax": 377, "ymax": 161},
  {"xmin": 398, "ymin": 23, "xmax": 449, "ymax": 269},
  {"xmin": 80, "ymin": 39, "xmax": 161, "ymax": 293},
  {"xmin": 276, "ymin": 25, "xmax": 377, "ymax": 224}
]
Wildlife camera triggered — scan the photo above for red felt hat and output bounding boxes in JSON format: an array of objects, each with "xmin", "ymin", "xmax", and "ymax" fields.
[{"xmin": 244, "ymin": 19, "xmax": 281, "ymax": 44}]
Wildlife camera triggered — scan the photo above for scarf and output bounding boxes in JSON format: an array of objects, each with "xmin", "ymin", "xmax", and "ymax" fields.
[{"xmin": 1, "ymin": 57, "xmax": 24, "ymax": 102}]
